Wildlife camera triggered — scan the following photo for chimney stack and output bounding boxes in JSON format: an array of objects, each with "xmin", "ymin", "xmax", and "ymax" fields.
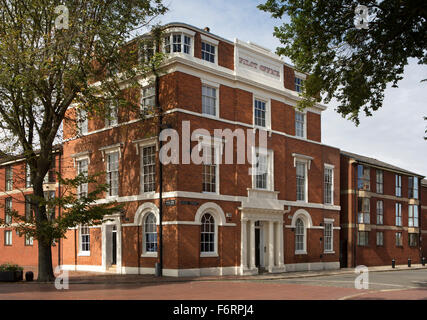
[{"xmin": 204, "ymin": 27, "xmax": 210, "ymax": 32}]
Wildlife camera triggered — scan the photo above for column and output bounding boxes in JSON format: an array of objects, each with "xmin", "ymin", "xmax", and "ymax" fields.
[
  {"xmin": 241, "ymin": 219, "xmax": 248, "ymax": 269},
  {"xmin": 275, "ymin": 221, "xmax": 283, "ymax": 267},
  {"xmin": 249, "ymin": 220, "xmax": 255, "ymax": 269},
  {"xmin": 268, "ymin": 221, "xmax": 274, "ymax": 272}
]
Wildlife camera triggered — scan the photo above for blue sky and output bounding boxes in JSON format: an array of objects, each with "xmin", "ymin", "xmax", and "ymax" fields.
[{"xmin": 150, "ymin": 0, "xmax": 427, "ymax": 176}]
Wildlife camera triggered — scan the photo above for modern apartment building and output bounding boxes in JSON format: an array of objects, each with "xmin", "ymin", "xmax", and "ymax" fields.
[{"xmin": 340, "ymin": 151, "xmax": 425, "ymax": 267}]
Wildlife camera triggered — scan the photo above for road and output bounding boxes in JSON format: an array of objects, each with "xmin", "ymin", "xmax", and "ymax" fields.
[{"xmin": 0, "ymin": 269, "xmax": 426, "ymax": 300}]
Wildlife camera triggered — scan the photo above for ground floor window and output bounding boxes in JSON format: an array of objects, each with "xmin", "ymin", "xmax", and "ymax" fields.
[
  {"xmin": 144, "ymin": 212, "xmax": 157, "ymax": 253},
  {"xmin": 376, "ymin": 231, "xmax": 384, "ymax": 246},
  {"xmin": 408, "ymin": 233, "xmax": 417, "ymax": 247},
  {"xmin": 395, "ymin": 232, "xmax": 403, "ymax": 247},
  {"xmin": 295, "ymin": 218, "xmax": 306, "ymax": 252},
  {"xmin": 357, "ymin": 231, "xmax": 369, "ymax": 246},
  {"xmin": 200, "ymin": 213, "xmax": 215, "ymax": 254},
  {"xmin": 324, "ymin": 223, "xmax": 333, "ymax": 252},
  {"xmin": 80, "ymin": 225, "xmax": 90, "ymax": 254},
  {"xmin": 25, "ymin": 234, "xmax": 33, "ymax": 246},
  {"xmin": 4, "ymin": 230, "xmax": 12, "ymax": 246}
]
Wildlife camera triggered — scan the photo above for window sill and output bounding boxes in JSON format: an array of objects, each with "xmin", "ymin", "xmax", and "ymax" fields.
[
  {"xmin": 323, "ymin": 250, "xmax": 335, "ymax": 254},
  {"xmin": 141, "ymin": 252, "xmax": 157, "ymax": 258},
  {"xmin": 200, "ymin": 253, "xmax": 218, "ymax": 258},
  {"xmin": 78, "ymin": 252, "xmax": 90, "ymax": 257},
  {"xmin": 295, "ymin": 250, "xmax": 307, "ymax": 255}
]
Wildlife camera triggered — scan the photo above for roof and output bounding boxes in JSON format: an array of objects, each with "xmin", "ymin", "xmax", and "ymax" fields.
[
  {"xmin": 341, "ymin": 150, "xmax": 425, "ymax": 178},
  {"xmin": 0, "ymin": 144, "xmax": 63, "ymax": 166},
  {"xmin": 422, "ymin": 179, "xmax": 427, "ymax": 186}
]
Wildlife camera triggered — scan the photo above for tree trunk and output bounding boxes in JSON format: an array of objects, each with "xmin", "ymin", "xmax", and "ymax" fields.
[{"xmin": 37, "ymin": 242, "xmax": 55, "ymax": 282}]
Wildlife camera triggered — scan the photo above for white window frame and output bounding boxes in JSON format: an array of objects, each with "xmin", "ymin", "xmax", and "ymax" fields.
[
  {"xmin": 292, "ymin": 154, "xmax": 312, "ymax": 202},
  {"xmin": 295, "ymin": 76, "xmax": 304, "ymax": 93},
  {"xmin": 253, "ymin": 96, "xmax": 271, "ymax": 130},
  {"xmin": 376, "ymin": 200, "xmax": 384, "ymax": 225},
  {"xmin": 323, "ymin": 218, "xmax": 334, "ymax": 253},
  {"xmin": 25, "ymin": 234, "xmax": 33, "ymax": 246},
  {"xmin": 163, "ymin": 28, "xmax": 195, "ymax": 56},
  {"xmin": 4, "ymin": 230, "xmax": 12, "ymax": 246},
  {"xmin": 395, "ymin": 174, "xmax": 402, "ymax": 197},
  {"xmin": 408, "ymin": 205, "xmax": 419, "ymax": 227},
  {"xmin": 78, "ymin": 225, "xmax": 90, "ymax": 256},
  {"xmin": 141, "ymin": 144, "xmax": 156, "ymax": 194},
  {"xmin": 99, "ymin": 144, "xmax": 122, "ymax": 198},
  {"xmin": 376, "ymin": 169, "xmax": 383, "ymax": 194},
  {"xmin": 201, "ymin": 79, "xmax": 220, "ymax": 118},
  {"xmin": 202, "ymin": 144, "xmax": 220, "ymax": 194},
  {"xmin": 140, "ymin": 85, "xmax": 156, "ymax": 112},
  {"xmin": 200, "ymin": 34, "xmax": 218, "ymax": 65},
  {"xmin": 105, "ymin": 101, "xmax": 118, "ymax": 128},
  {"xmin": 251, "ymin": 147, "xmax": 274, "ymax": 191},
  {"xmin": 25, "ymin": 163, "xmax": 32, "ymax": 188},
  {"xmin": 395, "ymin": 203, "xmax": 402, "ymax": 226},
  {"xmin": 358, "ymin": 197, "xmax": 370, "ymax": 224},
  {"xmin": 295, "ymin": 218, "xmax": 307, "ymax": 254},
  {"xmin": 376, "ymin": 231, "xmax": 384, "ymax": 246},
  {"xmin": 77, "ymin": 108, "xmax": 88, "ymax": 135},
  {"xmin": 200, "ymin": 212, "xmax": 218, "ymax": 257},
  {"xmin": 5, "ymin": 197, "xmax": 12, "ymax": 224},
  {"xmin": 143, "ymin": 212, "xmax": 158, "ymax": 256},
  {"xmin": 324, "ymin": 164, "xmax": 334, "ymax": 205},
  {"xmin": 295, "ymin": 110, "xmax": 306, "ymax": 138},
  {"xmin": 5, "ymin": 165, "xmax": 12, "ymax": 191},
  {"xmin": 76, "ymin": 157, "xmax": 89, "ymax": 198}
]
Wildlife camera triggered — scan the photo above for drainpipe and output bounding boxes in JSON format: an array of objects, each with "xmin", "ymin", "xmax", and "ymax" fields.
[
  {"xmin": 155, "ymin": 72, "xmax": 163, "ymax": 277},
  {"xmin": 352, "ymin": 160, "xmax": 357, "ymax": 268},
  {"xmin": 58, "ymin": 151, "xmax": 62, "ymax": 268}
]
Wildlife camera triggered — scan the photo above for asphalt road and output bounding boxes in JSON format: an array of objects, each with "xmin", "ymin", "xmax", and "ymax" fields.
[{"xmin": 0, "ymin": 269, "xmax": 426, "ymax": 300}]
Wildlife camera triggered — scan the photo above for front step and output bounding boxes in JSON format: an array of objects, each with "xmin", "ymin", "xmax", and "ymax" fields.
[{"xmin": 106, "ymin": 265, "xmax": 117, "ymax": 273}]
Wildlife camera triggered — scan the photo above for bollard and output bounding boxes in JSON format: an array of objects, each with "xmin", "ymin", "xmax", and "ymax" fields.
[
  {"xmin": 155, "ymin": 262, "xmax": 162, "ymax": 277},
  {"xmin": 408, "ymin": 258, "xmax": 411, "ymax": 267},
  {"xmin": 25, "ymin": 271, "xmax": 34, "ymax": 282},
  {"xmin": 391, "ymin": 259, "xmax": 395, "ymax": 268},
  {"xmin": 422, "ymin": 257, "xmax": 426, "ymax": 266}
]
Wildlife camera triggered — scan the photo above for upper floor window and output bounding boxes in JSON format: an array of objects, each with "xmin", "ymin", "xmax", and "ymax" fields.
[
  {"xmin": 25, "ymin": 163, "xmax": 32, "ymax": 188},
  {"xmin": 77, "ymin": 159, "xmax": 89, "ymax": 198},
  {"xmin": 141, "ymin": 145, "xmax": 156, "ymax": 193},
  {"xmin": 141, "ymin": 86, "xmax": 155, "ymax": 112},
  {"xmin": 253, "ymin": 149, "xmax": 273, "ymax": 191},
  {"xmin": 164, "ymin": 33, "xmax": 192, "ymax": 55},
  {"xmin": 254, "ymin": 99, "xmax": 266, "ymax": 128},
  {"xmin": 324, "ymin": 166, "xmax": 333, "ymax": 205},
  {"xmin": 295, "ymin": 77, "xmax": 304, "ymax": 93},
  {"xmin": 395, "ymin": 174, "xmax": 401, "ymax": 197},
  {"xmin": 357, "ymin": 164, "xmax": 370, "ymax": 191},
  {"xmin": 376, "ymin": 169, "xmax": 383, "ymax": 194},
  {"xmin": 408, "ymin": 205, "xmax": 419, "ymax": 227},
  {"xmin": 5, "ymin": 197, "xmax": 12, "ymax": 224},
  {"xmin": 376, "ymin": 200, "xmax": 383, "ymax": 225},
  {"xmin": 77, "ymin": 109, "xmax": 88, "ymax": 135},
  {"xmin": 202, "ymin": 85, "xmax": 217, "ymax": 116},
  {"xmin": 25, "ymin": 234, "xmax": 34, "ymax": 246},
  {"xmin": 408, "ymin": 176, "xmax": 418, "ymax": 199},
  {"xmin": 376, "ymin": 231, "xmax": 384, "ymax": 246},
  {"xmin": 139, "ymin": 39, "xmax": 155, "ymax": 64},
  {"xmin": 201, "ymin": 41, "xmax": 216, "ymax": 63},
  {"xmin": 5, "ymin": 165, "xmax": 12, "ymax": 191},
  {"xmin": 44, "ymin": 190, "xmax": 56, "ymax": 219},
  {"xmin": 43, "ymin": 160, "xmax": 56, "ymax": 184},
  {"xmin": 409, "ymin": 233, "xmax": 418, "ymax": 247},
  {"xmin": 395, "ymin": 203, "xmax": 402, "ymax": 226},
  {"xmin": 295, "ymin": 111, "xmax": 305, "ymax": 138},
  {"xmin": 203, "ymin": 146, "xmax": 218, "ymax": 193},
  {"xmin": 107, "ymin": 152, "xmax": 119, "ymax": 197},
  {"xmin": 25, "ymin": 195, "xmax": 33, "ymax": 222},
  {"xmin": 296, "ymin": 161, "xmax": 307, "ymax": 201},
  {"xmin": 395, "ymin": 232, "xmax": 403, "ymax": 247},
  {"xmin": 105, "ymin": 102, "xmax": 118, "ymax": 127},
  {"xmin": 358, "ymin": 197, "xmax": 370, "ymax": 224}
]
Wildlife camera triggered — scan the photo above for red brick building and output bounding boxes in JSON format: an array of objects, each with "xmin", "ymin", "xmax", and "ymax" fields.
[
  {"xmin": 422, "ymin": 179, "xmax": 427, "ymax": 259},
  {"xmin": 0, "ymin": 23, "xmax": 424, "ymax": 276},
  {"xmin": 0, "ymin": 147, "xmax": 62, "ymax": 268},
  {"xmin": 340, "ymin": 151, "xmax": 425, "ymax": 268}
]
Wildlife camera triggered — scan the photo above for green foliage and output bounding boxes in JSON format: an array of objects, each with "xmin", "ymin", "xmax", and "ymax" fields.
[
  {"xmin": 0, "ymin": 263, "xmax": 23, "ymax": 272},
  {"xmin": 259, "ymin": 0, "xmax": 427, "ymax": 125},
  {"xmin": 0, "ymin": 172, "xmax": 123, "ymax": 246}
]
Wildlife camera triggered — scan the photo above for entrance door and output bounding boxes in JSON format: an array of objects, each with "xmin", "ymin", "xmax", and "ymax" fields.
[
  {"xmin": 255, "ymin": 228, "xmax": 260, "ymax": 268},
  {"xmin": 112, "ymin": 226, "xmax": 117, "ymax": 265}
]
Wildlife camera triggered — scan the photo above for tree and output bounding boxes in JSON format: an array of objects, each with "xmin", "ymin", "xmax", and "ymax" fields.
[
  {"xmin": 258, "ymin": 0, "xmax": 427, "ymax": 125},
  {"xmin": 0, "ymin": 1, "xmax": 167, "ymax": 281}
]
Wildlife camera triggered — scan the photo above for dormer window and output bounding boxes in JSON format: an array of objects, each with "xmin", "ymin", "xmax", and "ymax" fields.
[
  {"xmin": 201, "ymin": 42, "xmax": 215, "ymax": 63},
  {"xmin": 295, "ymin": 77, "xmax": 304, "ymax": 93},
  {"xmin": 163, "ymin": 30, "xmax": 194, "ymax": 55}
]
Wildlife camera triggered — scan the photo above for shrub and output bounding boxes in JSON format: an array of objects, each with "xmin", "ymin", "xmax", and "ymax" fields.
[{"xmin": 0, "ymin": 263, "xmax": 24, "ymax": 272}]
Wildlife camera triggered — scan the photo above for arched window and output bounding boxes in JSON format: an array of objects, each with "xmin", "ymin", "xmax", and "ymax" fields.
[
  {"xmin": 144, "ymin": 212, "xmax": 157, "ymax": 252},
  {"xmin": 200, "ymin": 213, "xmax": 215, "ymax": 253},
  {"xmin": 295, "ymin": 218, "xmax": 305, "ymax": 252}
]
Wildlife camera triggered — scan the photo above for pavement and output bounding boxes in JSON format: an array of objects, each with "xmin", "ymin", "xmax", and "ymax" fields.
[{"xmin": 0, "ymin": 264, "xmax": 426, "ymax": 300}]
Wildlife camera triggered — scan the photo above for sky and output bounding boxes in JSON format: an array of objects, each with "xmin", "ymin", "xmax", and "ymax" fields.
[{"xmin": 150, "ymin": 0, "xmax": 427, "ymax": 176}]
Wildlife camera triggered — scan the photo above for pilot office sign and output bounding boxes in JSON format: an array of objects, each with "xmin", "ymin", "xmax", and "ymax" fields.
[{"xmin": 238, "ymin": 56, "xmax": 281, "ymax": 79}]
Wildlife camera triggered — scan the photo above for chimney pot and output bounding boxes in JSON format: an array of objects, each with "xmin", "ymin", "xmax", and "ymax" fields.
[{"xmin": 204, "ymin": 27, "xmax": 210, "ymax": 32}]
